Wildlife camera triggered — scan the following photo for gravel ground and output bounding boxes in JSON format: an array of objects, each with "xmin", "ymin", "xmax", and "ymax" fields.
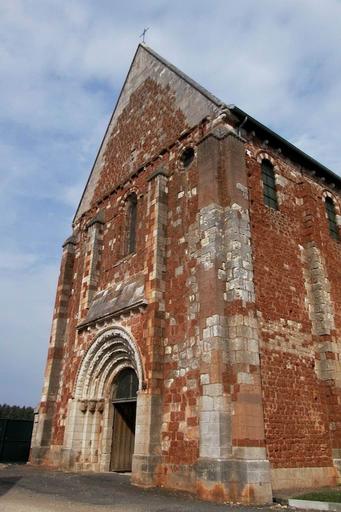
[{"xmin": 0, "ymin": 464, "xmax": 282, "ymax": 512}]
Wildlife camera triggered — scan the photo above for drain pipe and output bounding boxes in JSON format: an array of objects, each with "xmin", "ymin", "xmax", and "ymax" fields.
[{"xmin": 237, "ymin": 115, "xmax": 248, "ymax": 137}]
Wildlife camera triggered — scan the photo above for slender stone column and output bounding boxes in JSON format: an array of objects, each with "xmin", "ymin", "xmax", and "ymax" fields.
[
  {"xmin": 132, "ymin": 169, "xmax": 167, "ymax": 486},
  {"xmin": 78, "ymin": 213, "xmax": 104, "ymax": 321},
  {"xmin": 195, "ymin": 129, "xmax": 272, "ymax": 504},
  {"xmin": 31, "ymin": 235, "xmax": 76, "ymax": 465}
]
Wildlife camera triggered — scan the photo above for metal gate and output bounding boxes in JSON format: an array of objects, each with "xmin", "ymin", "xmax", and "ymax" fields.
[{"xmin": 0, "ymin": 419, "xmax": 33, "ymax": 463}]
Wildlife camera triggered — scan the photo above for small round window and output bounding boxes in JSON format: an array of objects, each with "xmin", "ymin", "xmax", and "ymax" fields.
[{"xmin": 180, "ymin": 147, "xmax": 195, "ymax": 168}]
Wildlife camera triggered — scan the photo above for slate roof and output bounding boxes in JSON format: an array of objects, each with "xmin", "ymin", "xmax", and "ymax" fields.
[{"xmin": 143, "ymin": 44, "xmax": 340, "ymax": 190}]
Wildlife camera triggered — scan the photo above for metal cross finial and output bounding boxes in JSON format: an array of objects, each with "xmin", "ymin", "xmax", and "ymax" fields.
[{"xmin": 140, "ymin": 27, "xmax": 150, "ymax": 44}]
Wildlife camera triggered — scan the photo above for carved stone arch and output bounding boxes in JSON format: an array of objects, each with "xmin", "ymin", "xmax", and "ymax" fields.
[
  {"xmin": 322, "ymin": 189, "xmax": 340, "ymax": 213},
  {"xmin": 256, "ymin": 151, "xmax": 279, "ymax": 172},
  {"xmin": 321, "ymin": 190, "xmax": 341, "ymax": 240},
  {"xmin": 74, "ymin": 326, "xmax": 144, "ymax": 401},
  {"xmin": 257, "ymin": 151, "xmax": 280, "ymax": 209},
  {"xmin": 119, "ymin": 186, "xmax": 141, "ymax": 211},
  {"xmin": 61, "ymin": 326, "xmax": 144, "ymax": 472}
]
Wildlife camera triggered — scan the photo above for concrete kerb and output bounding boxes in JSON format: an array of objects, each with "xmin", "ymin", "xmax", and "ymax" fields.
[{"xmin": 288, "ymin": 499, "xmax": 341, "ymax": 512}]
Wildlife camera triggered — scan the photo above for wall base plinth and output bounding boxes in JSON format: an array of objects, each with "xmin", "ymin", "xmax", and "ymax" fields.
[
  {"xmin": 333, "ymin": 459, "xmax": 341, "ymax": 480},
  {"xmin": 60, "ymin": 448, "xmax": 78, "ymax": 470},
  {"xmin": 131, "ymin": 455, "xmax": 162, "ymax": 487},
  {"xmin": 133, "ymin": 456, "xmax": 272, "ymax": 504},
  {"xmin": 29, "ymin": 446, "xmax": 50, "ymax": 465},
  {"xmin": 195, "ymin": 458, "xmax": 273, "ymax": 504},
  {"xmin": 30, "ymin": 445, "xmax": 63, "ymax": 468},
  {"xmin": 271, "ymin": 466, "xmax": 340, "ymax": 491}
]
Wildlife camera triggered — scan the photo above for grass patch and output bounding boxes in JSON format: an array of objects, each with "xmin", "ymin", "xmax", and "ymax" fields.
[{"xmin": 295, "ymin": 490, "xmax": 341, "ymax": 503}]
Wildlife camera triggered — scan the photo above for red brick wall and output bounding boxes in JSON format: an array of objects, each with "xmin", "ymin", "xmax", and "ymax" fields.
[
  {"xmin": 48, "ymin": 76, "xmax": 205, "ymax": 451},
  {"xmin": 93, "ymin": 78, "xmax": 188, "ymax": 203},
  {"xmin": 46, "ymin": 79, "xmax": 340, "ymax": 476},
  {"xmin": 246, "ymin": 140, "xmax": 341, "ymax": 468},
  {"xmin": 261, "ymin": 349, "xmax": 332, "ymax": 468},
  {"xmin": 161, "ymin": 143, "xmax": 201, "ymax": 466}
]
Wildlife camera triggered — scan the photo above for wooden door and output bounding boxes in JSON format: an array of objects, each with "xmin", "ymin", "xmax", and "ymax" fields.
[{"xmin": 110, "ymin": 400, "xmax": 136, "ymax": 472}]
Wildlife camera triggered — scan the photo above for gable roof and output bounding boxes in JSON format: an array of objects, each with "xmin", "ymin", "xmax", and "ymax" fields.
[
  {"xmin": 144, "ymin": 47, "xmax": 341, "ymax": 191},
  {"xmin": 230, "ymin": 105, "xmax": 341, "ymax": 189},
  {"xmin": 143, "ymin": 45, "xmax": 224, "ymax": 108},
  {"xmin": 143, "ymin": 47, "xmax": 340, "ymax": 188},
  {"xmin": 73, "ymin": 45, "xmax": 340, "ymax": 224},
  {"xmin": 73, "ymin": 44, "xmax": 221, "ymax": 224}
]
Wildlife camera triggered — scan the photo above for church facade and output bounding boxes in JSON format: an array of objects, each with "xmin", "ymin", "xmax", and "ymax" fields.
[{"xmin": 30, "ymin": 45, "xmax": 341, "ymax": 504}]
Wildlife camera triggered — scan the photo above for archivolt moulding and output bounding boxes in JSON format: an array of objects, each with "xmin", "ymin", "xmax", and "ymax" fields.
[{"xmin": 74, "ymin": 326, "xmax": 144, "ymax": 401}]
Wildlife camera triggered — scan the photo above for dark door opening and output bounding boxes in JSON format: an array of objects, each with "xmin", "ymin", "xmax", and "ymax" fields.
[
  {"xmin": 0, "ymin": 419, "xmax": 33, "ymax": 463},
  {"xmin": 110, "ymin": 368, "xmax": 138, "ymax": 472}
]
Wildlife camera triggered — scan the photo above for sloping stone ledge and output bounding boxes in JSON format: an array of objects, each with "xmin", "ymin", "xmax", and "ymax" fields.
[{"xmin": 77, "ymin": 273, "xmax": 147, "ymax": 330}]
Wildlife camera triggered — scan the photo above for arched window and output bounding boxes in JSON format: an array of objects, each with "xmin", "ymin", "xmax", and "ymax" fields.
[
  {"xmin": 261, "ymin": 159, "xmax": 278, "ymax": 210},
  {"xmin": 126, "ymin": 193, "xmax": 137, "ymax": 254},
  {"xmin": 325, "ymin": 197, "xmax": 340, "ymax": 241}
]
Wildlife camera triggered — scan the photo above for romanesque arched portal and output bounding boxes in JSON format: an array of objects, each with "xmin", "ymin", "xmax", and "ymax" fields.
[{"xmin": 62, "ymin": 326, "xmax": 144, "ymax": 472}]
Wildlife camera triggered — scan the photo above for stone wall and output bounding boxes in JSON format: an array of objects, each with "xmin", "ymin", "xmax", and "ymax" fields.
[
  {"xmin": 245, "ymin": 141, "xmax": 341, "ymax": 490},
  {"xmin": 31, "ymin": 45, "xmax": 341, "ymax": 504}
]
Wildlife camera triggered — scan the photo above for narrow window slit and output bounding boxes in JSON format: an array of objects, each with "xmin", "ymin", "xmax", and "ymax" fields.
[
  {"xmin": 325, "ymin": 197, "xmax": 340, "ymax": 240},
  {"xmin": 261, "ymin": 159, "xmax": 278, "ymax": 210},
  {"xmin": 126, "ymin": 193, "xmax": 137, "ymax": 254}
]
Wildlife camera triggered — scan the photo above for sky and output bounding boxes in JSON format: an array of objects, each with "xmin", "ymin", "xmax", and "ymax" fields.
[{"xmin": 1, "ymin": 0, "xmax": 341, "ymax": 407}]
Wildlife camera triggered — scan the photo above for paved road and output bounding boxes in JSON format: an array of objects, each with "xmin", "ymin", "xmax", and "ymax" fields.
[{"xmin": 0, "ymin": 464, "xmax": 281, "ymax": 512}]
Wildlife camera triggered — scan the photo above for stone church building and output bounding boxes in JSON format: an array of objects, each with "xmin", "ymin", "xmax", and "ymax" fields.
[{"xmin": 31, "ymin": 44, "xmax": 341, "ymax": 504}]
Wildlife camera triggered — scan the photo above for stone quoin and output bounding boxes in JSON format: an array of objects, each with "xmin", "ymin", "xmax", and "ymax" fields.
[{"xmin": 30, "ymin": 44, "xmax": 341, "ymax": 505}]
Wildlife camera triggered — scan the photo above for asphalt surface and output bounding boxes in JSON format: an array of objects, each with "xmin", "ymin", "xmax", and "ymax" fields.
[{"xmin": 0, "ymin": 463, "xmax": 283, "ymax": 512}]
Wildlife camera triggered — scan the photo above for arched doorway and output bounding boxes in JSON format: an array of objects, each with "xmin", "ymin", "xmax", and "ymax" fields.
[
  {"xmin": 110, "ymin": 368, "xmax": 138, "ymax": 472},
  {"xmin": 62, "ymin": 327, "xmax": 144, "ymax": 472}
]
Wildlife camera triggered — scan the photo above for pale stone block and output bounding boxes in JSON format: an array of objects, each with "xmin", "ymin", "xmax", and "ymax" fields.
[
  {"xmin": 237, "ymin": 372, "xmax": 254, "ymax": 385},
  {"xmin": 200, "ymin": 396, "xmax": 213, "ymax": 410},
  {"xmin": 200, "ymin": 373, "xmax": 210, "ymax": 385},
  {"xmin": 203, "ymin": 383, "xmax": 223, "ymax": 397}
]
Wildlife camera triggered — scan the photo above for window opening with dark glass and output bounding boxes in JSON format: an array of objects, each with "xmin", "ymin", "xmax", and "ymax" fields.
[
  {"xmin": 261, "ymin": 160, "xmax": 278, "ymax": 210},
  {"xmin": 325, "ymin": 197, "xmax": 340, "ymax": 240},
  {"xmin": 180, "ymin": 147, "xmax": 194, "ymax": 168},
  {"xmin": 113, "ymin": 369, "xmax": 138, "ymax": 402},
  {"xmin": 126, "ymin": 194, "xmax": 137, "ymax": 254}
]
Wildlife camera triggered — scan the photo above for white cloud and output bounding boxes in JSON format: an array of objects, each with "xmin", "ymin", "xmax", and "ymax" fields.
[
  {"xmin": 1, "ymin": 0, "xmax": 341, "ymax": 171},
  {"xmin": 1, "ymin": 0, "xmax": 341, "ymax": 406}
]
